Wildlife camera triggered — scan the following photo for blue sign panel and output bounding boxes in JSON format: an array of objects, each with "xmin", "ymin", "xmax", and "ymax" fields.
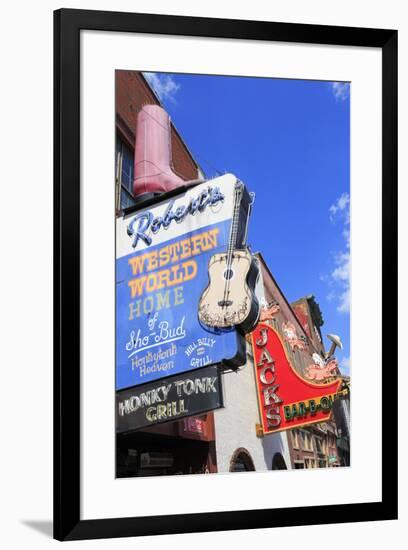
[{"xmin": 116, "ymin": 176, "xmax": 244, "ymax": 390}]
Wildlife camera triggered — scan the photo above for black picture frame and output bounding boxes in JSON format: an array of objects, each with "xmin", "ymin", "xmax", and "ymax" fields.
[{"xmin": 54, "ymin": 8, "xmax": 398, "ymax": 541}]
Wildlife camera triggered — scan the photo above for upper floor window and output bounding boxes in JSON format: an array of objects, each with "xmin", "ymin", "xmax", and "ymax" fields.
[
  {"xmin": 315, "ymin": 437, "xmax": 324, "ymax": 454},
  {"xmin": 116, "ymin": 138, "xmax": 134, "ymax": 190},
  {"xmin": 305, "ymin": 432, "xmax": 313, "ymax": 452},
  {"xmin": 291, "ymin": 429, "xmax": 300, "ymax": 449},
  {"xmin": 116, "ymin": 136, "xmax": 136, "ymax": 210},
  {"xmin": 298, "ymin": 429, "xmax": 313, "ymax": 451}
]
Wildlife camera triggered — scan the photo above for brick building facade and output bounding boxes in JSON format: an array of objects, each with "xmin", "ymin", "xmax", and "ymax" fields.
[{"xmin": 115, "ymin": 71, "xmax": 203, "ymax": 211}]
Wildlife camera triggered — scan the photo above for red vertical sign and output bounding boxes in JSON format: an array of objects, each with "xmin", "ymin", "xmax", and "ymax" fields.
[{"xmin": 251, "ymin": 323, "xmax": 342, "ymax": 434}]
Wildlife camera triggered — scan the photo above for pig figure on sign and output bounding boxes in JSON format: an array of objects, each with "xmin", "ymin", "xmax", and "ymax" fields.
[
  {"xmin": 282, "ymin": 321, "xmax": 306, "ymax": 351},
  {"xmin": 259, "ymin": 297, "xmax": 280, "ymax": 322},
  {"xmin": 305, "ymin": 353, "xmax": 339, "ymax": 381}
]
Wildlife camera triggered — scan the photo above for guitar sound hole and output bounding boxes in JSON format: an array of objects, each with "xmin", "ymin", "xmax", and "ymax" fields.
[{"xmin": 224, "ymin": 268, "xmax": 234, "ymax": 280}]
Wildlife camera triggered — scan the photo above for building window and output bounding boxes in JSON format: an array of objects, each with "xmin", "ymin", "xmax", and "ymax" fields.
[
  {"xmin": 315, "ymin": 437, "xmax": 324, "ymax": 454},
  {"xmin": 305, "ymin": 458, "xmax": 316, "ymax": 469},
  {"xmin": 120, "ymin": 188, "xmax": 136, "ymax": 210},
  {"xmin": 300, "ymin": 430, "xmax": 313, "ymax": 452},
  {"xmin": 294, "ymin": 461, "xmax": 305, "ymax": 469},
  {"xmin": 116, "ymin": 136, "xmax": 136, "ymax": 210},
  {"xmin": 116, "ymin": 137, "xmax": 134, "ymax": 191},
  {"xmin": 229, "ymin": 448, "xmax": 256, "ymax": 472},
  {"xmin": 291, "ymin": 429, "xmax": 300, "ymax": 449},
  {"xmin": 272, "ymin": 453, "xmax": 287, "ymax": 470}
]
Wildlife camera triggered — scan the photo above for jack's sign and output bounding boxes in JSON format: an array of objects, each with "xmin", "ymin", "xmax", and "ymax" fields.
[
  {"xmin": 116, "ymin": 364, "xmax": 223, "ymax": 432},
  {"xmin": 251, "ymin": 323, "xmax": 342, "ymax": 434},
  {"xmin": 116, "ymin": 175, "xmax": 249, "ymax": 390}
]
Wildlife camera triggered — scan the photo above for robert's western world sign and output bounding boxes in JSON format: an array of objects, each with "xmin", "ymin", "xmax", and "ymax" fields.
[
  {"xmin": 116, "ymin": 364, "xmax": 223, "ymax": 432},
  {"xmin": 116, "ymin": 174, "xmax": 250, "ymax": 390}
]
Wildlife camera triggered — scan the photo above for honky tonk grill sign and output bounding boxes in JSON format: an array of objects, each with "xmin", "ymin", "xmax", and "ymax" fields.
[
  {"xmin": 116, "ymin": 364, "xmax": 223, "ymax": 432},
  {"xmin": 251, "ymin": 323, "xmax": 342, "ymax": 434}
]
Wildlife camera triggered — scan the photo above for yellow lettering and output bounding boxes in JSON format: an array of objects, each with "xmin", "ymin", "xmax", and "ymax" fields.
[
  {"xmin": 127, "ymin": 228, "xmax": 219, "ymax": 280},
  {"xmin": 159, "ymin": 246, "xmax": 170, "ymax": 266},
  {"xmin": 170, "ymin": 265, "xmax": 184, "ymax": 286},
  {"xmin": 128, "ymin": 255, "xmax": 146, "ymax": 276},
  {"xmin": 145, "ymin": 251, "xmax": 159, "ymax": 271},
  {"xmin": 179, "ymin": 238, "xmax": 192, "ymax": 260},
  {"xmin": 206, "ymin": 228, "xmax": 219, "ymax": 249},
  {"xmin": 190, "ymin": 233, "xmax": 204, "ymax": 255},
  {"xmin": 168, "ymin": 243, "xmax": 180, "ymax": 263},
  {"xmin": 182, "ymin": 260, "xmax": 197, "ymax": 282},
  {"xmin": 145, "ymin": 274, "xmax": 156, "ymax": 292},
  {"xmin": 128, "ymin": 277, "xmax": 146, "ymax": 298}
]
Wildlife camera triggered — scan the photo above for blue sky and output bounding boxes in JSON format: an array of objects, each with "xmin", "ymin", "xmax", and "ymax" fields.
[{"xmin": 144, "ymin": 72, "xmax": 350, "ymax": 375}]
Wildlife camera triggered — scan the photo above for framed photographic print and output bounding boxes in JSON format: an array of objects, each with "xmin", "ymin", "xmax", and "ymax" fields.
[{"xmin": 54, "ymin": 8, "xmax": 398, "ymax": 541}]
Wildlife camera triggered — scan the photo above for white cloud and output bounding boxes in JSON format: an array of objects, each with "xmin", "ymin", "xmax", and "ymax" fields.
[
  {"xmin": 337, "ymin": 288, "xmax": 350, "ymax": 314},
  {"xmin": 342, "ymin": 227, "xmax": 350, "ymax": 248},
  {"xmin": 329, "ymin": 192, "xmax": 350, "ymax": 222},
  {"xmin": 331, "ymin": 251, "xmax": 350, "ymax": 313},
  {"xmin": 340, "ymin": 355, "xmax": 350, "ymax": 375},
  {"xmin": 331, "ymin": 82, "xmax": 350, "ymax": 101},
  {"xmin": 325, "ymin": 192, "xmax": 351, "ymax": 314},
  {"xmin": 143, "ymin": 72, "xmax": 181, "ymax": 103},
  {"xmin": 332, "ymin": 251, "xmax": 350, "ymax": 283}
]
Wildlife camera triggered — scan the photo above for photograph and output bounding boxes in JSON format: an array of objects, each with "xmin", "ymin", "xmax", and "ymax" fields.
[
  {"xmin": 0, "ymin": 1, "xmax": 400, "ymax": 545},
  {"xmin": 115, "ymin": 70, "xmax": 351, "ymax": 477}
]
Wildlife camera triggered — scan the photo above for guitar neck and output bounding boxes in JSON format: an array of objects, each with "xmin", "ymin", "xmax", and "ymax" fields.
[{"xmin": 227, "ymin": 184, "xmax": 242, "ymax": 256}]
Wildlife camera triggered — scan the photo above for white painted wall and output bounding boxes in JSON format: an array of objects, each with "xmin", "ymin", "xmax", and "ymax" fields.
[{"xmin": 214, "ymin": 355, "xmax": 292, "ymax": 472}]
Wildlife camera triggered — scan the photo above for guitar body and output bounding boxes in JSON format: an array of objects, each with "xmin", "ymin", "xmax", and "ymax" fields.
[{"xmin": 198, "ymin": 249, "xmax": 260, "ymax": 334}]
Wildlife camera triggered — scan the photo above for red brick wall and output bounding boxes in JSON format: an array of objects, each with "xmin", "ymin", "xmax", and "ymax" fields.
[
  {"xmin": 115, "ymin": 70, "xmax": 199, "ymax": 181},
  {"xmin": 292, "ymin": 299, "xmax": 325, "ymax": 356}
]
